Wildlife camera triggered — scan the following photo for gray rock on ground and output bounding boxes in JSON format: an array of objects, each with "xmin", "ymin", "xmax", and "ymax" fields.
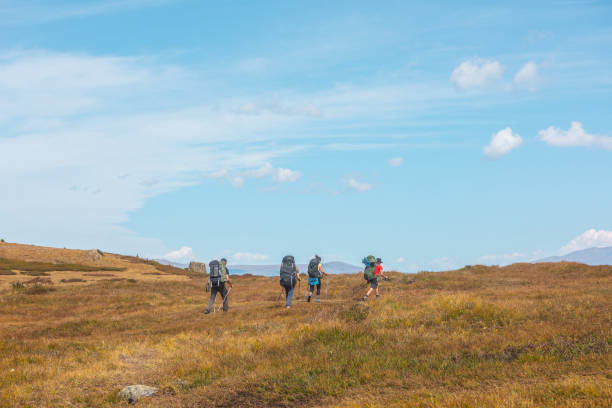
[
  {"xmin": 189, "ymin": 261, "xmax": 207, "ymax": 274},
  {"xmin": 118, "ymin": 385, "xmax": 158, "ymax": 404}
]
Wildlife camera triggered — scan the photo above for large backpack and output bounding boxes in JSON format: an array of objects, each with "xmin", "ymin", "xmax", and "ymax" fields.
[
  {"xmin": 209, "ymin": 260, "xmax": 222, "ymax": 287},
  {"xmin": 308, "ymin": 257, "xmax": 320, "ymax": 278},
  {"xmin": 279, "ymin": 255, "xmax": 297, "ymax": 287},
  {"xmin": 363, "ymin": 255, "xmax": 376, "ymax": 281}
]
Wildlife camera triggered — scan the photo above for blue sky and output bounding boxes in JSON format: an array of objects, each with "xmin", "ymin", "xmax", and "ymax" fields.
[{"xmin": 1, "ymin": 0, "xmax": 611, "ymax": 271}]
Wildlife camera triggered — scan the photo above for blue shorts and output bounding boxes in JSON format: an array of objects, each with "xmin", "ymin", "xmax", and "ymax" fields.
[{"xmin": 308, "ymin": 277, "xmax": 320, "ymax": 286}]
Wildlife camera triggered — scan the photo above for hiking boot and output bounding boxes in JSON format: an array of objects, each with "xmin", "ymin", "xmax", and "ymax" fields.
[
  {"xmin": 307, "ymin": 296, "xmax": 311, "ymax": 302},
  {"xmin": 315, "ymin": 297, "xmax": 320, "ymax": 303},
  {"xmin": 362, "ymin": 296, "xmax": 368, "ymax": 302},
  {"xmin": 376, "ymin": 294, "xmax": 380, "ymax": 298},
  {"xmin": 286, "ymin": 305, "xmax": 291, "ymax": 309},
  {"xmin": 204, "ymin": 309, "xmax": 210, "ymax": 314}
]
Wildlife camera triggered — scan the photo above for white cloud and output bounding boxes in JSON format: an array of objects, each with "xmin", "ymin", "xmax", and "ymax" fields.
[
  {"xmin": 388, "ymin": 157, "xmax": 404, "ymax": 167},
  {"xmin": 230, "ymin": 252, "xmax": 270, "ymax": 263},
  {"xmin": 396, "ymin": 257, "xmax": 405, "ymax": 263},
  {"xmin": 483, "ymin": 127, "xmax": 523, "ymax": 158},
  {"xmin": 514, "ymin": 61, "xmax": 539, "ymax": 89},
  {"xmin": 345, "ymin": 177, "xmax": 373, "ymax": 192},
  {"xmin": 273, "ymin": 167, "xmax": 301, "ymax": 183},
  {"xmin": 450, "ymin": 59, "xmax": 504, "ymax": 90},
  {"xmin": 165, "ymin": 246, "xmax": 193, "ymax": 260},
  {"xmin": 561, "ymin": 229, "xmax": 612, "ymax": 254},
  {"xmin": 538, "ymin": 121, "xmax": 611, "ymax": 149}
]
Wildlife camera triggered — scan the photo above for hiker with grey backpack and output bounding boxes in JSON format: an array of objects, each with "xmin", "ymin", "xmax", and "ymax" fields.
[
  {"xmin": 306, "ymin": 255, "xmax": 328, "ymax": 303},
  {"xmin": 204, "ymin": 258, "xmax": 232, "ymax": 314},
  {"xmin": 279, "ymin": 255, "xmax": 301, "ymax": 308}
]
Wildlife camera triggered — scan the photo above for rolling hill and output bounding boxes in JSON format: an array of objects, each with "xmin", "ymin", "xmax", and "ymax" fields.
[
  {"xmin": 0, "ymin": 242, "xmax": 610, "ymax": 407},
  {"xmin": 536, "ymin": 246, "xmax": 612, "ymax": 265}
]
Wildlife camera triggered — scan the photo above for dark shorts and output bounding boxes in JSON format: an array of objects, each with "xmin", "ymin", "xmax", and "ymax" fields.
[{"xmin": 369, "ymin": 277, "xmax": 378, "ymax": 289}]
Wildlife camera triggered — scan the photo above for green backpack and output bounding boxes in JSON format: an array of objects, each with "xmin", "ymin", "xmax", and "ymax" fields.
[{"xmin": 362, "ymin": 255, "xmax": 376, "ymax": 281}]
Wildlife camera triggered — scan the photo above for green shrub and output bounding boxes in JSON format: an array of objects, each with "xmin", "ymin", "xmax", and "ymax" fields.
[{"xmin": 25, "ymin": 284, "xmax": 56, "ymax": 295}]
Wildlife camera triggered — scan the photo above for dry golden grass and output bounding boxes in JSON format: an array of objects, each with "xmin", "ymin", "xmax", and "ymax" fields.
[
  {"xmin": 0, "ymin": 242, "xmax": 192, "ymax": 290},
  {"xmin": 0, "ymin": 243, "xmax": 610, "ymax": 407}
]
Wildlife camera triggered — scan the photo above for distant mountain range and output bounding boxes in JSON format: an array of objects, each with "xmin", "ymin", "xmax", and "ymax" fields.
[
  {"xmin": 153, "ymin": 259, "xmax": 363, "ymax": 276},
  {"xmin": 536, "ymin": 246, "xmax": 612, "ymax": 265},
  {"xmin": 229, "ymin": 261, "xmax": 362, "ymax": 277},
  {"xmin": 153, "ymin": 259, "xmax": 188, "ymax": 269}
]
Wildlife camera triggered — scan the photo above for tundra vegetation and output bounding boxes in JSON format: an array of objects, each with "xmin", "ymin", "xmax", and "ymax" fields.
[{"xmin": 0, "ymin": 245, "xmax": 610, "ymax": 407}]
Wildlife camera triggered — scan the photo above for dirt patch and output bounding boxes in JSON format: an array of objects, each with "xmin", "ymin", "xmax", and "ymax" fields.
[
  {"xmin": 24, "ymin": 277, "xmax": 54, "ymax": 285},
  {"xmin": 84, "ymin": 273, "xmax": 116, "ymax": 277}
]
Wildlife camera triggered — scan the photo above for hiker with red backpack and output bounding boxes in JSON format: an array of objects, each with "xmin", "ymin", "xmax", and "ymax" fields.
[
  {"xmin": 279, "ymin": 255, "xmax": 301, "ymax": 308},
  {"xmin": 204, "ymin": 258, "xmax": 232, "ymax": 314},
  {"xmin": 362, "ymin": 256, "xmax": 387, "ymax": 301},
  {"xmin": 307, "ymin": 255, "xmax": 328, "ymax": 303}
]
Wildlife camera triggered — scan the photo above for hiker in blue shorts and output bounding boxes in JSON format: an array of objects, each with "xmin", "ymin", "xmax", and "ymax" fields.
[{"xmin": 306, "ymin": 255, "xmax": 328, "ymax": 302}]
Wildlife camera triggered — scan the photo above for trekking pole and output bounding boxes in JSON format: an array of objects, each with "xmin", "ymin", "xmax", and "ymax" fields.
[
  {"xmin": 352, "ymin": 281, "xmax": 368, "ymax": 295},
  {"xmin": 325, "ymin": 276, "xmax": 329, "ymax": 299},
  {"xmin": 276, "ymin": 288, "xmax": 284, "ymax": 302},
  {"xmin": 215, "ymin": 286, "xmax": 232, "ymax": 313}
]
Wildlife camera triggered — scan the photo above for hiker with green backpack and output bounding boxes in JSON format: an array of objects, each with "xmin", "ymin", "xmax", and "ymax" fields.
[
  {"xmin": 204, "ymin": 258, "xmax": 232, "ymax": 314},
  {"xmin": 362, "ymin": 256, "xmax": 387, "ymax": 301},
  {"xmin": 307, "ymin": 255, "xmax": 328, "ymax": 303},
  {"xmin": 279, "ymin": 255, "xmax": 301, "ymax": 308}
]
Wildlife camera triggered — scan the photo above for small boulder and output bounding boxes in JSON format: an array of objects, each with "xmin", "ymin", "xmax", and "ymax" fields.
[
  {"xmin": 86, "ymin": 249, "xmax": 103, "ymax": 262},
  {"xmin": 119, "ymin": 385, "xmax": 158, "ymax": 404}
]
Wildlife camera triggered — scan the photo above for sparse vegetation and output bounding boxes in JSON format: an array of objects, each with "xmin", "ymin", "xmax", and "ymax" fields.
[
  {"xmin": 119, "ymin": 255, "xmax": 188, "ymax": 275},
  {"xmin": 0, "ymin": 261, "xmax": 609, "ymax": 407},
  {"xmin": 0, "ymin": 257, "xmax": 126, "ymax": 273},
  {"xmin": 0, "ymin": 270, "xmax": 16, "ymax": 275},
  {"xmin": 24, "ymin": 283, "xmax": 56, "ymax": 295},
  {"xmin": 11, "ymin": 281, "xmax": 24, "ymax": 290}
]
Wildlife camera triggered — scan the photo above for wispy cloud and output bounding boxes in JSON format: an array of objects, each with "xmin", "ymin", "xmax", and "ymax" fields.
[
  {"xmin": 477, "ymin": 250, "xmax": 543, "ymax": 265},
  {"xmin": 0, "ymin": 0, "xmax": 177, "ymax": 26},
  {"xmin": 388, "ymin": 157, "xmax": 404, "ymax": 167},
  {"xmin": 514, "ymin": 61, "xmax": 539, "ymax": 90},
  {"xmin": 344, "ymin": 176, "xmax": 373, "ymax": 193}
]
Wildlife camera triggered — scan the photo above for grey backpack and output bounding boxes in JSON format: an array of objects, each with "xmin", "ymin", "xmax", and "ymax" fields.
[
  {"xmin": 209, "ymin": 260, "xmax": 221, "ymax": 287},
  {"xmin": 280, "ymin": 255, "xmax": 297, "ymax": 286}
]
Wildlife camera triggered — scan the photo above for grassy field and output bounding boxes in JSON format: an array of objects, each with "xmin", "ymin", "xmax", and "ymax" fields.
[{"xmin": 0, "ymin": 244, "xmax": 610, "ymax": 407}]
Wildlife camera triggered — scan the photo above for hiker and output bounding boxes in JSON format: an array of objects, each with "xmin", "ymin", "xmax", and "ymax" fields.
[
  {"xmin": 279, "ymin": 255, "xmax": 301, "ymax": 308},
  {"xmin": 362, "ymin": 255, "xmax": 387, "ymax": 301},
  {"xmin": 307, "ymin": 255, "xmax": 328, "ymax": 303},
  {"xmin": 204, "ymin": 258, "xmax": 232, "ymax": 314}
]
